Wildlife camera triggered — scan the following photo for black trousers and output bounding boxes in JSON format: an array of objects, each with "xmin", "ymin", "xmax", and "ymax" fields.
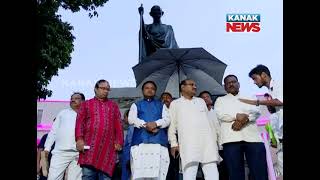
[{"xmin": 223, "ymin": 141, "xmax": 268, "ymax": 180}]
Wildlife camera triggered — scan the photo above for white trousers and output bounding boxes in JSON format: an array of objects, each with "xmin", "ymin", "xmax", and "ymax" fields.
[
  {"xmin": 131, "ymin": 144, "xmax": 169, "ymax": 180},
  {"xmin": 48, "ymin": 151, "xmax": 82, "ymax": 180},
  {"xmin": 183, "ymin": 162, "xmax": 219, "ymax": 180}
]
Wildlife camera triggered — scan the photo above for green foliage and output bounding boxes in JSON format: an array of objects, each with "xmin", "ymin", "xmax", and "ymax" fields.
[{"xmin": 36, "ymin": 0, "xmax": 109, "ymax": 99}]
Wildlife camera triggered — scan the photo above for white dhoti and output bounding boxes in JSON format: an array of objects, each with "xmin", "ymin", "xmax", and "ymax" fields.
[{"xmin": 130, "ymin": 144, "xmax": 169, "ymax": 180}]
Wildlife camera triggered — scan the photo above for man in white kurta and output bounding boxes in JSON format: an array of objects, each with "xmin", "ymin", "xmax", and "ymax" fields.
[
  {"xmin": 44, "ymin": 93, "xmax": 85, "ymax": 180},
  {"xmin": 168, "ymin": 79, "xmax": 220, "ymax": 180},
  {"xmin": 215, "ymin": 75, "xmax": 268, "ymax": 180},
  {"xmin": 198, "ymin": 91, "xmax": 222, "ymax": 150},
  {"xmin": 199, "ymin": 91, "xmax": 229, "ymax": 180}
]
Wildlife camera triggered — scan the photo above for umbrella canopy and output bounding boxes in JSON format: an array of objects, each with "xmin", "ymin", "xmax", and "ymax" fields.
[{"xmin": 132, "ymin": 48, "xmax": 227, "ymax": 98}]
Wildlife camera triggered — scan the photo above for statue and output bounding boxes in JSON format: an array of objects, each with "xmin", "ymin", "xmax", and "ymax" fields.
[{"xmin": 138, "ymin": 5, "xmax": 179, "ymax": 62}]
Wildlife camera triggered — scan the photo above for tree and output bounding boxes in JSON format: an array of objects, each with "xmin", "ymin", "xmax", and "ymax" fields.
[{"xmin": 36, "ymin": 0, "xmax": 108, "ymax": 99}]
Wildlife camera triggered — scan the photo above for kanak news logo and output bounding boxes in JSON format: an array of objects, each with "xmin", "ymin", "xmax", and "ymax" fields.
[{"xmin": 226, "ymin": 14, "xmax": 261, "ymax": 32}]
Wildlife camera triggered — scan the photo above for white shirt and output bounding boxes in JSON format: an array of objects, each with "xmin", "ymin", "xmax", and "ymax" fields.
[
  {"xmin": 44, "ymin": 108, "xmax": 78, "ymax": 153},
  {"xmin": 128, "ymin": 103, "xmax": 170, "ymax": 129},
  {"xmin": 214, "ymin": 93, "xmax": 262, "ymax": 145},
  {"xmin": 208, "ymin": 108, "xmax": 223, "ymax": 150},
  {"xmin": 168, "ymin": 96, "xmax": 220, "ymax": 170},
  {"xmin": 268, "ymin": 79, "xmax": 283, "ymax": 139},
  {"xmin": 269, "ymin": 113, "xmax": 281, "ymax": 140}
]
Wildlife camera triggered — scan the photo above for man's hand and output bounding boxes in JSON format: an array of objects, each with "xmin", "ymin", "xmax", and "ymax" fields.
[
  {"xmin": 236, "ymin": 113, "xmax": 249, "ymax": 123},
  {"xmin": 114, "ymin": 143, "xmax": 122, "ymax": 151},
  {"xmin": 271, "ymin": 142, "xmax": 277, "ymax": 148},
  {"xmin": 239, "ymin": 98, "xmax": 256, "ymax": 105},
  {"xmin": 170, "ymin": 146, "xmax": 180, "ymax": 158},
  {"xmin": 76, "ymin": 139, "xmax": 85, "ymax": 153},
  {"xmin": 231, "ymin": 120, "xmax": 243, "ymax": 131},
  {"xmin": 37, "ymin": 163, "xmax": 40, "ymax": 175},
  {"xmin": 40, "ymin": 151, "xmax": 49, "ymax": 177},
  {"xmin": 267, "ymin": 105, "xmax": 277, "ymax": 114},
  {"xmin": 146, "ymin": 122, "xmax": 157, "ymax": 132},
  {"xmin": 232, "ymin": 113, "xmax": 249, "ymax": 131},
  {"xmin": 43, "ymin": 150, "xmax": 49, "ymax": 158},
  {"xmin": 134, "ymin": 120, "xmax": 146, "ymax": 128}
]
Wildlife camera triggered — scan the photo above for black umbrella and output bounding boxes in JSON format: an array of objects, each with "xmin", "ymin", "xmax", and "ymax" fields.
[{"xmin": 132, "ymin": 48, "xmax": 227, "ymax": 98}]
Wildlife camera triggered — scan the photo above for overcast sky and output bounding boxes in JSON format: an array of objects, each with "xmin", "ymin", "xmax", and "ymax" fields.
[{"xmin": 46, "ymin": 0, "xmax": 283, "ymax": 100}]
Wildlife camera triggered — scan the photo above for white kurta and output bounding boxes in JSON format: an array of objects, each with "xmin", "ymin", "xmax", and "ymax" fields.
[
  {"xmin": 214, "ymin": 93, "xmax": 262, "ymax": 145},
  {"xmin": 44, "ymin": 108, "xmax": 82, "ymax": 180},
  {"xmin": 44, "ymin": 108, "xmax": 78, "ymax": 153},
  {"xmin": 168, "ymin": 96, "xmax": 220, "ymax": 171},
  {"xmin": 208, "ymin": 108, "xmax": 223, "ymax": 150}
]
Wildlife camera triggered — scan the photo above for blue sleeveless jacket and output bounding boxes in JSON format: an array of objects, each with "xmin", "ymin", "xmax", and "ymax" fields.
[{"xmin": 131, "ymin": 98, "xmax": 169, "ymax": 147}]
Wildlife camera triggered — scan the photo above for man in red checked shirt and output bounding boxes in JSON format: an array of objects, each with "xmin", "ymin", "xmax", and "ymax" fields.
[{"xmin": 75, "ymin": 79, "xmax": 124, "ymax": 180}]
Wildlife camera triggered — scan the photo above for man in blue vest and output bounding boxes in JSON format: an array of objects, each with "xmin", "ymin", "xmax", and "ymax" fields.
[{"xmin": 128, "ymin": 81, "xmax": 171, "ymax": 180}]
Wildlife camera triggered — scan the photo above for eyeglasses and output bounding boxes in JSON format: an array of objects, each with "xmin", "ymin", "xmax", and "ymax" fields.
[
  {"xmin": 184, "ymin": 83, "xmax": 196, "ymax": 87},
  {"xmin": 98, "ymin": 87, "xmax": 111, "ymax": 91}
]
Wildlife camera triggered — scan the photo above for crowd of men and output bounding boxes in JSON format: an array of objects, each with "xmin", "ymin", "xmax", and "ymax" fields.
[{"xmin": 37, "ymin": 64, "xmax": 283, "ymax": 180}]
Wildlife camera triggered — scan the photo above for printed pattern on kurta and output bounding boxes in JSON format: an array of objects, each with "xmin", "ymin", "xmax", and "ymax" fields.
[{"xmin": 75, "ymin": 98, "xmax": 123, "ymax": 176}]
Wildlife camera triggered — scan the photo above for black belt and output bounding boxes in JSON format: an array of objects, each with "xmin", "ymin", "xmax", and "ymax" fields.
[{"xmin": 279, "ymin": 139, "xmax": 283, "ymax": 143}]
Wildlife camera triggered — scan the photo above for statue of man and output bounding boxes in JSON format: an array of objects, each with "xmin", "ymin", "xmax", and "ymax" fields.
[{"xmin": 138, "ymin": 5, "xmax": 179, "ymax": 62}]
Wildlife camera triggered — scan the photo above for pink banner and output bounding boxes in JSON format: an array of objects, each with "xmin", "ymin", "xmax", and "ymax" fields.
[
  {"xmin": 261, "ymin": 131, "xmax": 277, "ymax": 180},
  {"xmin": 38, "ymin": 99, "xmax": 70, "ymax": 103},
  {"xmin": 37, "ymin": 123, "xmax": 52, "ymax": 131},
  {"xmin": 257, "ymin": 118, "xmax": 276, "ymax": 180},
  {"xmin": 256, "ymin": 117, "xmax": 269, "ymax": 126}
]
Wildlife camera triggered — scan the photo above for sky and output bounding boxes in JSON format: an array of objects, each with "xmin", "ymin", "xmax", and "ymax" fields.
[{"xmin": 46, "ymin": 0, "xmax": 283, "ymax": 100}]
